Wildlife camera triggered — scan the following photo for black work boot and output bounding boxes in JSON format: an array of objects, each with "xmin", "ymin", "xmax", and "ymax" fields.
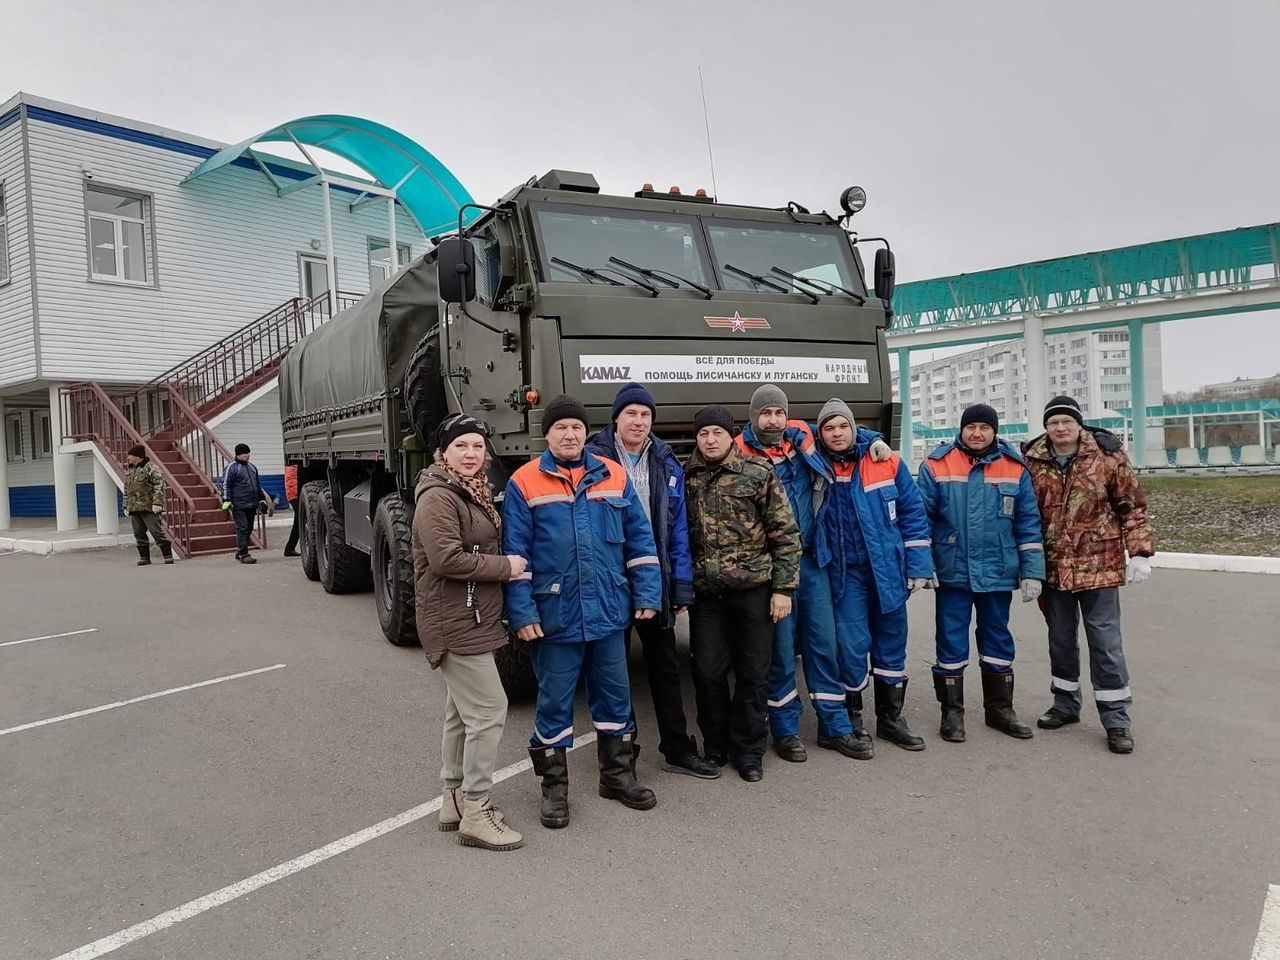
[
  {"xmin": 1037, "ymin": 707, "xmax": 1080, "ymax": 730},
  {"xmin": 846, "ymin": 692, "xmax": 872, "ymax": 744},
  {"xmin": 933, "ymin": 674, "xmax": 966, "ymax": 743},
  {"xmin": 159, "ymin": 543, "xmax": 174, "ymax": 565},
  {"xmin": 874, "ymin": 678, "xmax": 925, "ymax": 751},
  {"xmin": 817, "ymin": 733, "xmax": 874, "ymax": 760},
  {"xmin": 661, "ymin": 737, "xmax": 721, "ymax": 780},
  {"xmin": 772, "ymin": 735, "xmax": 808, "ymax": 763},
  {"xmin": 981, "ymin": 671, "xmax": 1033, "ymax": 739},
  {"xmin": 1106, "ymin": 728, "xmax": 1134, "ymax": 754},
  {"xmin": 597, "ymin": 735, "xmax": 657, "ymax": 810},
  {"xmin": 528, "ymin": 746, "xmax": 570, "ymax": 829},
  {"xmin": 136, "ymin": 545, "xmax": 151, "ymax": 566}
]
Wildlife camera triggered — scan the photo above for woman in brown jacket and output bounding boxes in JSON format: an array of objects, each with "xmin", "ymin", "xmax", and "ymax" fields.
[{"xmin": 412, "ymin": 414, "xmax": 526, "ymax": 851}]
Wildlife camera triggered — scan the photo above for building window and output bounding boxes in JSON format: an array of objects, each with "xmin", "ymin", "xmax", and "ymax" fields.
[
  {"xmin": 367, "ymin": 238, "xmax": 412, "ymax": 287},
  {"xmin": 0, "ymin": 184, "xmax": 9, "ymax": 285},
  {"xmin": 5, "ymin": 411, "xmax": 23, "ymax": 462},
  {"xmin": 32, "ymin": 410, "xmax": 53, "ymax": 459},
  {"xmin": 86, "ymin": 185, "xmax": 153, "ymax": 284}
]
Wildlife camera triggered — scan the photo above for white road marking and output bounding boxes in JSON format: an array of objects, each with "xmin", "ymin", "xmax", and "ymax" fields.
[
  {"xmin": 1254, "ymin": 884, "xmax": 1280, "ymax": 960},
  {"xmin": 48, "ymin": 733, "xmax": 598, "ymax": 960},
  {"xmin": 0, "ymin": 628, "xmax": 99, "ymax": 649},
  {"xmin": 0, "ymin": 664, "xmax": 287, "ymax": 738}
]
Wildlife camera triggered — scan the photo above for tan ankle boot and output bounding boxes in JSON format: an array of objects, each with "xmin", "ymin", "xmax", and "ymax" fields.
[
  {"xmin": 458, "ymin": 796, "xmax": 523, "ymax": 851},
  {"xmin": 438, "ymin": 787, "xmax": 462, "ymax": 832}
]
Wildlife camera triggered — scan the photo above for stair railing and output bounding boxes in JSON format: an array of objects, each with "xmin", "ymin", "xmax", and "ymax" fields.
[{"xmin": 59, "ymin": 382, "xmax": 198, "ymax": 558}]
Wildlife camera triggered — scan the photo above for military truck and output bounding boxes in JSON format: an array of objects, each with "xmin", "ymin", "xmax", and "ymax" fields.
[{"xmin": 280, "ymin": 170, "xmax": 899, "ymax": 695}]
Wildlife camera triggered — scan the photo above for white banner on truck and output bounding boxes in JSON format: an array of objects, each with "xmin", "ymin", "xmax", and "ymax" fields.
[{"xmin": 578, "ymin": 354, "xmax": 869, "ymax": 385}]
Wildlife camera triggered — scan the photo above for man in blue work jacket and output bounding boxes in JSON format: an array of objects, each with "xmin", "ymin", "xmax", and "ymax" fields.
[
  {"xmin": 503, "ymin": 394, "xmax": 664, "ymax": 829},
  {"xmin": 917, "ymin": 403, "xmax": 1046, "ymax": 742}
]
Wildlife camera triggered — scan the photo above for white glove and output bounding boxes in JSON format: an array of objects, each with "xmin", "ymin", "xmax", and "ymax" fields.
[
  {"xmin": 1127, "ymin": 556, "xmax": 1152, "ymax": 585},
  {"xmin": 1020, "ymin": 578, "xmax": 1042, "ymax": 603},
  {"xmin": 907, "ymin": 577, "xmax": 933, "ymax": 593},
  {"xmin": 869, "ymin": 439, "xmax": 892, "ymax": 462}
]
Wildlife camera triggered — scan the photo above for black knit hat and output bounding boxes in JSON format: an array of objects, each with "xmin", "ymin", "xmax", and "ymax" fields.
[
  {"xmin": 961, "ymin": 403, "xmax": 999, "ymax": 433},
  {"xmin": 541, "ymin": 394, "xmax": 589, "ymax": 434},
  {"xmin": 234, "ymin": 443, "xmax": 251, "ymax": 455},
  {"xmin": 435, "ymin": 413, "xmax": 488, "ymax": 453},
  {"xmin": 1043, "ymin": 395, "xmax": 1084, "ymax": 427},
  {"xmin": 610, "ymin": 382, "xmax": 656, "ymax": 422},
  {"xmin": 692, "ymin": 404, "xmax": 734, "ymax": 436},
  {"xmin": 128, "ymin": 443, "xmax": 146, "ymax": 459}
]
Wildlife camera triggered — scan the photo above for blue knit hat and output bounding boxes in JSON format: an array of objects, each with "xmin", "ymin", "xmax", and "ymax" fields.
[{"xmin": 610, "ymin": 382, "xmax": 656, "ymax": 422}]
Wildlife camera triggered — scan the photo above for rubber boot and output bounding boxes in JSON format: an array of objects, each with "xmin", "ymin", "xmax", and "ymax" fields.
[
  {"xmin": 981, "ymin": 670, "xmax": 1033, "ymax": 739},
  {"xmin": 458, "ymin": 796, "xmax": 524, "ymax": 851},
  {"xmin": 597, "ymin": 735, "xmax": 657, "ymax": 811},
  {"xmin": 159, "ymin": 542, "xmax": 174, "ymax": 565},
  {"xmin": 874, "ymin": 677, "xmax": 925, "ymax": 751},
  {"xmin": 847, "ymin": 692, "xmax": 873, "ymax": 745},
  {"xmin": 438, "ymin": 786, "xmax": 462, "ymax": 832},
  {"xmin": 136, "ymin": 545, "xmax": 151, "ymax": 566},
  {"xmin": 528, "ymin": 746, "xmax": 570, "ymax": 829},
  {"xmin": 933, "ymin": 674, "xmax": 966, "ymax": 743}
]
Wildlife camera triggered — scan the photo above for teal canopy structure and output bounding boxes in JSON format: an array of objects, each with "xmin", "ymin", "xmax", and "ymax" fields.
[{"xmin": 182, "ymin": 114, "xmax": 475, "ymax": 236}]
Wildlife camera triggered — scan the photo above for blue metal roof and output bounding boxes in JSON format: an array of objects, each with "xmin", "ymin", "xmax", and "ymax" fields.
[{"xmin": 182, "ymin": 115, "xmax": 475, "ymax": 236}]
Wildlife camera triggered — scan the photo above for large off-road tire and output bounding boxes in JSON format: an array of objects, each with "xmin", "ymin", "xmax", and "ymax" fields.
[
  {"xmin": 494, "ymin": 636, "xmax": 537, "ymax": 700},
  {"xmin": 315, "ymin": 485, "xmax": 372, "ymax": 594},
  {"xmin": 372, "ymin": 494, "xmax": 419, "ymax": 647},
  {"xmin": 299, "ymin": 480, "xmax": 324, "ymax": 582},
  {"xmin": 403, "ymin": 328, "xmax": 448, "ymax": 447}
]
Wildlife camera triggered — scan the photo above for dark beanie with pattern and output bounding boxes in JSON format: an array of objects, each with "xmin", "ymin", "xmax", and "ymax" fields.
[{"xmin": 1043, "ymin": 395, "xmax": 1083, "ymax": 427}]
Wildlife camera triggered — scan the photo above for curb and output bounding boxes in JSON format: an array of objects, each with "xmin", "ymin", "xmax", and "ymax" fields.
[
  {"xmin": 1151, "ymin": 552, "xmax": 1280, "ymax": 575},
  {"xmin": 0, "ymin": 514, "xmax": 293, "ymax": 557}
]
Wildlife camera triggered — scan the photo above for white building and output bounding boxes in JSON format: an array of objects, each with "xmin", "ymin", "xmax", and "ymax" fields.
[
  {"xmin": 1200, "ymin": 373, "xmax": 1280, "ymax": 398},
  {"xmin": 0, "ymin": 93, "xmax": 437, "ymax": 527}
]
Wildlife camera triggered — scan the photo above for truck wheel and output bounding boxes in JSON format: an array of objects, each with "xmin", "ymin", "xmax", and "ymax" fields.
[
  {"xmin": 299, "ymin": 481, "xmax": 324, "ymax": 582},
  {"xmin": 316, "ymin": 485, "xmax": 372, "ymax": 594},
  {"xmin": 404, "ymin": 329, "xmax": 449, "ymax": 447},
  {"xmin": 372, "ymin": 494, "xmax": 419, "ymax": 647},
  {"xmin": 493, "ymin": 636, "xmax": 538, "ymax": 700}
]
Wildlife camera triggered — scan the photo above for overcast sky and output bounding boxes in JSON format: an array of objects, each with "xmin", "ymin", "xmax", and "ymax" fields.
[{"xmin": 3, "ymin": 0, "xmax": 1277, "ymax": 391}]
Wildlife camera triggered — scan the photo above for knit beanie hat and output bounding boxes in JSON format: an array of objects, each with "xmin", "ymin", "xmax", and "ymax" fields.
[
  {"xmin": 749, "ymin": 383, "xmax": 789, "ymax": 425},
  {"xmin": 541, "ymin": 394, "xmax": 590, "ymax": 434},
  {"xmin": 1043, "ymin": 395, "xmax": 1083, "ymax": 427},
  {"xmin": 610, "ymin": 382, "xmax": 656, "ymax": 422},
  {"xmin": 435, "ymin": 413, "xmax": 488, "ymax": 453},
  {"xmin": 234, "ymin": 443, "xmax": 251, "ymax": 455},
  {"xmin": 960, "ymin": 403, "xmax": 999, "ymax": 433},
  {"xmin": 128, "ymin": 443, "xmax": 146, "ymax": 459},
  {"xmin": 817, "ymin": 397, "xmax": 856, "ymax": 431},
  {"xmin": 692, "ymin": 404, "xmax": 735, "ymax": 436}
]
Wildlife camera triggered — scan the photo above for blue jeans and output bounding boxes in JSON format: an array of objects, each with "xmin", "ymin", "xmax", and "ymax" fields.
[
  {"xmin": 1042, "ymin": 586, "xmax": 1132, "ymax": 729},
  {"xmin": 528, "ymin": 631, "xmax": 633, "ymax": 748},
  {"xmin": 831, "ymin": 563, "xmax": 909, "ymax": 695},
  {"xmin": 933, "ymin": 587, "xmax": 1016, "ymax": 677},
  {"xmin": 767, "ymin": 552, "xmax": 851, "ymax": 739}
]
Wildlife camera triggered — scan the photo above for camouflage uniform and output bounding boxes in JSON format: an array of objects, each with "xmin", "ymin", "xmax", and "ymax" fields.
[
  {"xmin": 683, "ymin": 444, "xmax": 801, "ymax": 767},
  {"xmin": 1023, "ymin": 428, "xmax": 1155, "ymax": 729},
  {"xmin": 124, "ymin": 458, "xmax": 172, "ymax": 562}
]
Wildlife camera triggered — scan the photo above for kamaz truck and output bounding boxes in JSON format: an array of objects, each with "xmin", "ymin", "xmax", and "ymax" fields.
[{"xmin": 280, "ymin": 170, "xmax": 899, "ymax": 694}]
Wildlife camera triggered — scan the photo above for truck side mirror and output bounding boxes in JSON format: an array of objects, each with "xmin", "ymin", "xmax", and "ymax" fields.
[
  {"xmin": 437, "ymin": 236, "xmax": 476, "ymax": 303},
  {"xmin": 874, "ymin": 248, "xmax": 896, "ymax": 303}
]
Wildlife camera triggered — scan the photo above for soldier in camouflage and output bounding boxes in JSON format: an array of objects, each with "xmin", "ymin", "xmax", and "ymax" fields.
[
  {"xmin": 124, "ymin": 443, "xmax": 173, "ymax": 566},
  {"xmin": 683, "ymin": 404, "xmax": 801, "ymax": 782},
  {"xmin": 1023, "ymin": 396, "xmax": 1155, "ymax": 755}
]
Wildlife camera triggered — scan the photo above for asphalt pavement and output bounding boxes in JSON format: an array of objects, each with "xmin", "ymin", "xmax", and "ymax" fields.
[{"xmin": 1, "ymin": 548, "xmax": 1277, "ymax": 960}]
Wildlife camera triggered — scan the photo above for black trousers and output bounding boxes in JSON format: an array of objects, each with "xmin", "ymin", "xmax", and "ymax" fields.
[
  {"xmin": 689, "ymin": 584, "xmax": 774, "ymax": 763},
  {"xmin": 284, "ymin": 498, "xmax": 300, "ymax": 554},
  {"xmin": 232, "ymin": 507, "xmax": 256, "ymax": 556},
  {"xmin": 626, "ymin": 618, "xmax": 692, "ymax": 761}
]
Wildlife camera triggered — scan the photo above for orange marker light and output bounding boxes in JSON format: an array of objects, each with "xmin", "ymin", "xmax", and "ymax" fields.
[
  {"xmin": 525, "ymin": 389, "xmax": 540, "ymax": 405},
  {"xmin": 641, "ymin": 182, "xmax": 654, "ymax": 192},
  {"xmin": 669, "ymin": 186, "xmax": 681, "ymax": 194},
  {"xmin": 695, "ymin": 188, "xmax": 708, "ymax": 197}
]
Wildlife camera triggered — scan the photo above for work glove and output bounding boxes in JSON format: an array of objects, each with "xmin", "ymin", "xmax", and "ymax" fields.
[
  {"xmin": 869, "ymin": 439, "xmax": 892, "ymax": 462},
  {"xmin": 220, "ymin": 501, "xmax": 232, "ymax": 511},
  {"xmin": 1127, "ymin": 556, "xmax": 1152, "ymax": 585},
  {"xmin": 152, "ymin": 505, "xmax": 164, "ymax": 516},
  {"xmin": 1020, "ymin": 578, "xmax": 1042, "ymax": 603},
  {"xmin": 907, "ymin": 577, "xmax": 934, "ymax": 593}
]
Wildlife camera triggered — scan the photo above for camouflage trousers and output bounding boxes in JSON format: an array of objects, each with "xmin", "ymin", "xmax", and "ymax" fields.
[{"xmin": 1042, "ymin": 586, "xmax": 1132, "ymax": 729}]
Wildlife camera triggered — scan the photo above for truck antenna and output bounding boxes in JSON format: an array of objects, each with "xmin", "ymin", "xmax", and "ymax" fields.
[{"xmin": 698, "ymin": 67, "xmax": 719, "ymax": 200}]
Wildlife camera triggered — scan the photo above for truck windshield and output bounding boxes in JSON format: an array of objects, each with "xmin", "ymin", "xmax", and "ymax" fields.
[
  {"xmin": 534, "ymin": 204, "xmax": 711, "ymax": 287},
  {"xmin": 705, "ymin": 222, "xmax": 864, "ymax": 295}
]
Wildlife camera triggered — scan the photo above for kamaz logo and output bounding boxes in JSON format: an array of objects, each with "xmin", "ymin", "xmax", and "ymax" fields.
[{"xmin": 581, "ymin": 364, "xmax": 631, "ymax": 382}]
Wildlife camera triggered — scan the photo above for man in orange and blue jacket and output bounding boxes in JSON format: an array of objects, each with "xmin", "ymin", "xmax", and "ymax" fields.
[
  {"xmin": 916, "ymin": 404, "xmax": 1045, "ymax": 745},
  {"xmin": 502, "ymin": 394, "xmax": 664, "ymax": 829}
]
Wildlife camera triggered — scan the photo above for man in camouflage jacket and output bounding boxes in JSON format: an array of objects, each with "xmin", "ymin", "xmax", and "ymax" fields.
[
  {"xmin": 124, "ymin": 443, "xmax": 173, "ymax": 565},
  {"xmin": 1023, "ymin": 396, "xmax": 1154, "ymax": 754},
  {"xmin": 683, "ymin": 404, "xmax": 800, "ymax": 781}
]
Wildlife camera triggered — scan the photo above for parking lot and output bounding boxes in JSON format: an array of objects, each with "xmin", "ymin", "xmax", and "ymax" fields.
[{"xmin": 1, "ymin": 548, "xmax": 1277, "ymax": 960}]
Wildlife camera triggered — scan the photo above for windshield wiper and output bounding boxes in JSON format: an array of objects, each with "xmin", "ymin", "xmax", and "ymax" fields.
[
  {"xmin": 609, "ymin": 256, "xmax": 714, "ymax": 300},
  {"xmin": 550, "ymin": 256, "xmax": 622, "ymax": 286},
  {"xmin": 725, "ymin": 263, "xmax": 817, "ymax": 303},
  {"xmin": 770, "ymin": 266, "xmax": 866, "ymax": 305}
]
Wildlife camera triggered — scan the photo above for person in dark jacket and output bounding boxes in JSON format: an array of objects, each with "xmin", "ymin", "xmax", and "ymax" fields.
[
  {"xmin": 220, "ymin": 443, "xmax": 272, "ymax": 563},
  {"xmin": 282, "ymin": 464, "xmax": 301, "ymax": 557},
  {"xmin": 412, "ymin": 414, "xmax": 525, "ymax": 851},
  {"xmin": 124, "ymin": 443, "xmax": 173, "ymax": 566},
  {"xmin": 586, "ymin": 383, "xmax": 718, "ymax": 780}
]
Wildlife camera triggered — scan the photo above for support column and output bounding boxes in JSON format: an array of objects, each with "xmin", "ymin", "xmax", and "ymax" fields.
[
  {"xmin": 1128, "ymin": 321, "xmax": 1146, "ymax": 467},
  {"xmin": 0, "ymin": 397, "xmax": 10, "ymax": 531},
  {"xmin": 48, "ymin": 384, "xmax": 78, "ymax": 531},
  {"xmin": 1023, "ymin": 313, "xmax": 1048, "ymax": 428},
  {"xmin": 895, "ymin": 347, "xmax": 913, "ymax": 464},
  {"xmin": 93, "ymin": 455, "xmax": 119, "ymax": 536},
  {"xmin": 322, "ymin": 180, "xmax": 338, "ymax": 312},
  {"xmin": 1260, "ymin": 409, "xmax": 1266, "ymax": 449},
  {"xmin": 387, "ymin": 197, "xmax": 398, "ymax": 273}
]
